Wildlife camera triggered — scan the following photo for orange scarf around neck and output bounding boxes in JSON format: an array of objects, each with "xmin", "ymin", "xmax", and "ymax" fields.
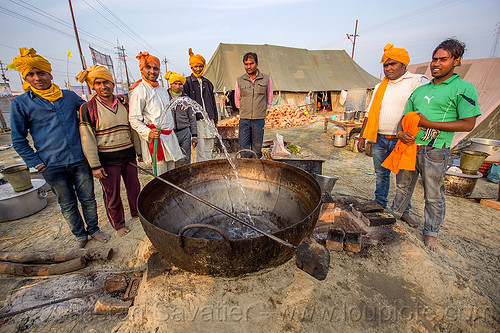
[
  {"xmin": 29, "ymin": 83, "xmax": 63, "ymax": 101},
  {"xmin": 129, "ymin": 77, "xmax": 159, "ymax": 90},
  {"xmin": 362, "ymin": 78, "xmax": 389, "ymax": 142}
]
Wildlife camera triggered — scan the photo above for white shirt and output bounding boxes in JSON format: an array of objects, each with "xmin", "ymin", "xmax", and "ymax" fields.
[
  {"xmin": 129, "ymin": 80, "xmax": 183, "ymax": 162},
  {"xmin": 366, "ymin": 71, "xmax": 428, "ymax": 135}
]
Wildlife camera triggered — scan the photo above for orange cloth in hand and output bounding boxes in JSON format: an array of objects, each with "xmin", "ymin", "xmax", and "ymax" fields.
[
  {"xmin": 362, "ymin": 77, "xmax": 389, "ymax": 142},
  {"xmin": 381, "ymin": 112, "xmax": 421, "ymax": 174}
]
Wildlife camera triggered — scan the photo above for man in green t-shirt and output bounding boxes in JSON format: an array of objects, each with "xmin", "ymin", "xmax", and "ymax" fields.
[{"xmin": 390, "ymin": 38, "xmax": 481, "ymax": 251}]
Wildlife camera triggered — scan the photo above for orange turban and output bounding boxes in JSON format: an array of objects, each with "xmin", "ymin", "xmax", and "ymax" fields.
[
  {"xmin": 188, "ymin": 48, "xmax": 206, "ymax": 77},
  {"xmin": 75, "ymin": 65, "xmax": 114, "ymax": 88},
  {"xmin": 136, "ymin": 51, "xmax": 160, "ymax": 70},
  {"xmin": 380, "ymin": 44, "xmax": 410, "ymax": 66},
  {"xmin": 12, "ymin": 47, "xmax": 52, "ymax": 78},
  {"xmin": 164, "ymin": 71, "xmax": 186, "ymax": 85}
]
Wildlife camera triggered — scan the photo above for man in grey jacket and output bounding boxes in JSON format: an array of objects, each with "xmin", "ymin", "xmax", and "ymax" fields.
[{"xmin": 165, "ymin": 71, "xmax": 198, "ymax": 164}]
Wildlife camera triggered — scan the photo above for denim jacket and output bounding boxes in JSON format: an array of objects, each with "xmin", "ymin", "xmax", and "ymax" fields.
[{"xmin": 10, "ymin": 90, "xmax": 86, "ymax": 167}]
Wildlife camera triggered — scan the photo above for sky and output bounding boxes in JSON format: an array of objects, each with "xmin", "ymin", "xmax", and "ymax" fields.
[{"xmin": 1, "ymin": 0, "xmax": 499, "ymax": 93}]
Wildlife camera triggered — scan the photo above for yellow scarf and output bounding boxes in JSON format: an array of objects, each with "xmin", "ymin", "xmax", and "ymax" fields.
[
  {"xmin": 362, "ymin": 78, "xmax": 389, "ymax": 142},
  {"xmin": 30, "ymin": 83, "xmax": 63, "ymax": 101}
]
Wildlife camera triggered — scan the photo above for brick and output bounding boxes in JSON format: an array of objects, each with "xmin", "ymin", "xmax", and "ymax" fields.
[
  {"xmin": 344, "ymin": 232, "xmax": 361, "ymax": 253},
  {"xmin": 318, "ymin": 211, "xmax": 336, "ymax": 223},
  {"xmin": 103, "ymin": 275, "xmax": 127, "ymax": 293},
  {"xmin": 351, "ymin": 202, "xmax": 384, "ymax": 218},
  {"xmin": 124, "ymin": 277, "xmax": 141, "ymax": 301},
  {"xmin": 361, "ymin": 212, "xmax": 396, "ymax": 226},
  {"xmin": 93, "ymin": 297, "xmax": 132, "ymax": 315},
  {"xmin": 326, "ymin": 229, "xmax": 344, "ymax": 251}
]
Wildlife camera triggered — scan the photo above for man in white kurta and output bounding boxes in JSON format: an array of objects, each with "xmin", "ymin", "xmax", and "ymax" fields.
[{"xmin": 129, "ymin": 52, "xmax": 183, "ymax": 175}]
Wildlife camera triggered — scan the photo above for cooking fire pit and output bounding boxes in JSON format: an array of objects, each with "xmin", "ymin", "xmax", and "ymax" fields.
[{"xmin": 138, "ymin": 158, "xmax": 322, "ymax": 277}]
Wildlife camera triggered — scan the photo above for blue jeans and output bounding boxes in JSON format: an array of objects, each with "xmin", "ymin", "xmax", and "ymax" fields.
[
  {"xmin": 390, "ymin": 146, "xmax": 450, "ymax": 237},
  {"xmin": 238, "ymin": 118, "xmax": 265, "ymax": 158},
  {"xmin": 372, "ymin": 135, "xmax": 410, "ymax": 215},
  {"xmin": 42, "ymin": 161, "xmax": 100, "ymax": 241}
]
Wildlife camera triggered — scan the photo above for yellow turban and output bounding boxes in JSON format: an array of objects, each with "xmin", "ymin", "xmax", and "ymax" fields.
[
  {"xmin": 12, "ymin": 47, "xmax": 52, "ymax": 78},
  {"xmin": 188, "ymin": 48, "xmax": 206, "ymax": 77},
  {"xmin": 136, "ymin": 51, "xmax": 160, "ymax": 70},
  {"xmin": 75, "ymin": 65, "xmax": 114, "ymax": 88},
  {"xmin": 164, "ymin": 71, "xmax": 186, "ymax": 85},
  {"xmin": 380, "ymin": 44, "xmax": 410, "ymax": 66}
]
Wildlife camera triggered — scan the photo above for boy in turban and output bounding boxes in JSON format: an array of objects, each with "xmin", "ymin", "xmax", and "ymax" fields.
[
  {"xmin": 358, "ymin": 44, "xmax": 428, "ymax": 228},
  {"xmin": 77, "ymin": 65, "xmax": 142, "ymax": 236},
  {"xmin": 183, "ymin": 48, "xmax": 218, "ymax": 162},
  {"xmin": 390, "ymin": 39, "xmax": 481, "ymax": 251},
  {"xmin": 10, "ymin": 48, "xmax": 109, "ymax": 248},
  {"xmin": 165, "ymin": 71, "xmax": 198, "ymax": 164},
  {"xmin": 129, "ymin": 52, "xmax": 184, "ymax": 174}
]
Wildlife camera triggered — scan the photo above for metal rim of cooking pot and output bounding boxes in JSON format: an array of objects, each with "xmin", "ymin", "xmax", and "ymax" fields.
[{"xmin": 137, "ymin": 158, "xmax": 322, "ymax": 277}]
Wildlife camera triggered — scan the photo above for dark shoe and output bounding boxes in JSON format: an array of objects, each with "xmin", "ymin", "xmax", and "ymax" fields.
[
  {"xmin": 73, "ymin": 240, "xmax": 88, "ymax": 249},
  {"xmin": 402, "ymin": 215, "xmax": 418, "ymax": 228}
]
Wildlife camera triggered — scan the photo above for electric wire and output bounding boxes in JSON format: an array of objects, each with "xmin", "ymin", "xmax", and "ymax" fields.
[
  {"xmin": 0, "ymin": 6, "xmax": 114, "ymax": 55},
  {"xmin": 7, "ymin": 0, "xmax": 115, "ymax": 48}
]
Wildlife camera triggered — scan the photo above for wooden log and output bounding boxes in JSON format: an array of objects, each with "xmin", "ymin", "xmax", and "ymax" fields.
[
  {"xmin": 480, "ymin": 198, "xmax": 500, "ymax": 211},
  {"xmin": 0, "ymin": 248, "xmax": 113, "ymax": 264},
  {"xmin": 0, "ymin": 257, "xmax": 86, "ymax": 276}
]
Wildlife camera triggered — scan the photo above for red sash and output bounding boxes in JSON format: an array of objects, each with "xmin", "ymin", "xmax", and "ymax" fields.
[{"xmin": 147, "ymin": 124, "xmax": 172, "ymax": 162}]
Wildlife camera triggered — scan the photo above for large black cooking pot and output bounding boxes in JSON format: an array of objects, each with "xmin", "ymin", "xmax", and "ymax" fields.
[{"xmin": 138, "ymin": 158, "xmax": 322, "ymax": 277}]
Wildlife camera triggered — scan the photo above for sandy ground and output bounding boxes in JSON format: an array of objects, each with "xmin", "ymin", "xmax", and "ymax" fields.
[{"xmin": 0, "ymin": 115, "xmax": 499, "ymax": 332}]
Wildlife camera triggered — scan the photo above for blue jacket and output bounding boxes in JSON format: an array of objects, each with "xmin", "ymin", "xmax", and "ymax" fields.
[{"xmin": 10, "ymin": 89, "xmax": 86, "ymax": 168}]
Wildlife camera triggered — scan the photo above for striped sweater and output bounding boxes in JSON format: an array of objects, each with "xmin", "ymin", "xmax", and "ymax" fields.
[{"xmin": 79, "ymin": 96, "xmax": 141, "ymax": 169}]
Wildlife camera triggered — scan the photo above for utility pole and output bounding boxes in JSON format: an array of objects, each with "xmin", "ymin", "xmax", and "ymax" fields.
[
  {"xmin": 489, "ymin": 22, "xmax": 500, "ymax": 58},
  {"xmin": 68, "ymin": 0, "xmax": 91, "ymax": 94},
  {"xmin": 162, "ymin": 57, "xmax": 169, "ymax": 89},
  {"xmin": 346, "ymin": 19, "xmax": 359, "ymax": 59},
  {"xmin": 0, "ymin": 61, "xmax": 9, "ymax": 85},
  {"xmin": 121, "ymin": 46, "xmax": 131, "ymax": 90}
]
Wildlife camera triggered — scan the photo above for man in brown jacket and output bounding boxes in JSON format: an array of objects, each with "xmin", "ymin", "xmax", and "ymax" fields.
[{"xmin": 234, "ymin": 52, "xmax": 273, "ymax": 158}]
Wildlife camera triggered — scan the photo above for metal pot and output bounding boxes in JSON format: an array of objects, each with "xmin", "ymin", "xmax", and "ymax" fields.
[
  {"xmin": 333, "ymin": 133, "xmax": 347, "ymax": 147},
  {"xmin": 138, "ymin": 159, "xmax": 322, "ymax": 277},
  {"xmin": 343, "ymin": 111, "xmax": 356, "ymax": 122},
  {"xmin": 444, "ymin": 170, "xmax": 482, "ymax": 197},
  {"xmin": 468, "ymin": 138, "xmax": 500, "ymax": 162},
  {"xmin": 0, "ymin": 179, "xmax": 48, "ymax": 222}
]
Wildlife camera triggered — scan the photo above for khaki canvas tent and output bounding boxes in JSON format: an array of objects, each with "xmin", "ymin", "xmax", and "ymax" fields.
[
  {"xmin": 408, "ymin": 57, "xmax": 500, "ymax": 148},
  {"xmin": 204, "ymin": 43, "xmax": 380, "ymax": 113}
]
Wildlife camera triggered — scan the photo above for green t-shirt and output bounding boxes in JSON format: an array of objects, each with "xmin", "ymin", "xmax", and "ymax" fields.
[{"xmin": 404, "ymin": 73, "xmax": 481, "ymax": 148}]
